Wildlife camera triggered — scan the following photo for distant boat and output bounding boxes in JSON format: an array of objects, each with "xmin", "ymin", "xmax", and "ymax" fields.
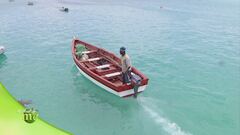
[
  {"xmin": 27, "ymin": 2, "xmax": 34, "ymax": 6},
  {"xmin": 72, "ymin": 38, "xmax": 149, "ymax": 97},
  {"xmin": 0, "ymin": 46, "xmax": 5, "ymax": 55},
  {"xmin": 60, "ymin": 7, "xmax": 69, "ymax": 12}
]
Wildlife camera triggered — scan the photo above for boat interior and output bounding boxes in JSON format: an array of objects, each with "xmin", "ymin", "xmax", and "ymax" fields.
[{"xmin": 75, "ymin": 43, "xmax": 125, "ymax": 86}]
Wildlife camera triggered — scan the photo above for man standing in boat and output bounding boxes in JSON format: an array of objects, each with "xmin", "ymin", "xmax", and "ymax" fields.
[{"xmin": 120, "ymin": 47, "xmax": 132, "ymax": 84}]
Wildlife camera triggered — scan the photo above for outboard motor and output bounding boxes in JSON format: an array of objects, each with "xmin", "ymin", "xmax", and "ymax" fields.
[{"xmin": 131, "ymin": 73, "xmax": 142, "ymax": 98}]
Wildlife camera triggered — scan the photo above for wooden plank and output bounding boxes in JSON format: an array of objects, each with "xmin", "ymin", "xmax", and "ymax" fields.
[
  {"xmin": 96, "ymin": 64, "xmax": 111, "ymax": 69},
  {"xmin": 82, "ymin": 50, "xmax": 97, "ymax": 54},
  {"xmin": 87, "ymin": 57, "xmax": 101, "ymax": 62},
  {"xmin": 105, "ymin": 72, "xmax": 121, "ymax": 77}
]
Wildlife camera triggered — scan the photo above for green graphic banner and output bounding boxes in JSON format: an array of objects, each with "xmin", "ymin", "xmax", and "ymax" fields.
[{"xmin": 0, "ymin": 83, "xmax": 72, "ymax": 135}]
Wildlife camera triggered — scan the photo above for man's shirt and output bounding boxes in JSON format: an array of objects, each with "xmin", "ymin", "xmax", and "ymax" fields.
[{"xmin": 121, "ymin": 54, "xmax": 131, "ymax": 73}]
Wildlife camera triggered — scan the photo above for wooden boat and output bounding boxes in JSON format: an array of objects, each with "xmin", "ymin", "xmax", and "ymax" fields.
[{"xmin": 72, "ymin": 38, "xmax": 149, "ymax": 97}]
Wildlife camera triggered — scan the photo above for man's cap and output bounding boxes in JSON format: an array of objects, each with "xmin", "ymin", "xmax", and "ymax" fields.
[{"xmin": 120, "ymin": 47, "xmax": 126, "ymax": 51}]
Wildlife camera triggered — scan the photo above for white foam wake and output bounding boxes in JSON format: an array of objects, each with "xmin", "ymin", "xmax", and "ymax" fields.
[{"xmin": 139, "ymin": 98, "xmax": 192, "ymax": 135}]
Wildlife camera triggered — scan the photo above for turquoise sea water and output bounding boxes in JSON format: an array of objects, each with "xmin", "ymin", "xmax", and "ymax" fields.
[{"xmin": 0, "ymin": 0, "xmax": 239, "ymax": 135}]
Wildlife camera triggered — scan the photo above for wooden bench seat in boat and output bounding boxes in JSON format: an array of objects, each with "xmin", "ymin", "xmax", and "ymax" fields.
[
  {"xmin": 81, "ymin": 57, "xmax": 103, "ymax": 62},
  {"xmin": 88, "ymin": 57, "xmax": 101, "ymax": 62},
  {"xmin": 96, "ymin": 64, "xmax": 111, "ymax": 69},
  {"xmin": 105, "ymin": 72, "xmax": 121, "ymax": 77},
  {"xmin": 95, "ymin": 66, "xmax": 119, "ymax": 75},
  {"xmin": 81, "ymin": 50, "xmax": 97, "ymax": 54}
]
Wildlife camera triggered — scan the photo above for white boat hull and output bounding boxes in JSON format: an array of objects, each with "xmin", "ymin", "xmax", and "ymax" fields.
[{"xmin": 75, "ymin": 64, "xmax": 147, "ymax": 97}]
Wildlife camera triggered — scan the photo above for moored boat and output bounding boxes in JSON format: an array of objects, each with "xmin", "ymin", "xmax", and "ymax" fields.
[
  {"xmin": 60, "ymin": 7, "xmax": 69, "ymax": 12},
  {"xmin": 72, "ymin": 38, "xmax": 149, "ymax": 97},
  {"xmin": 27, "ymin": 2, "xmax": 34, "ymax": 6},
  {"xmin": 0, "ymin": 46, "xmax": 5, "ymax": 55}
]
